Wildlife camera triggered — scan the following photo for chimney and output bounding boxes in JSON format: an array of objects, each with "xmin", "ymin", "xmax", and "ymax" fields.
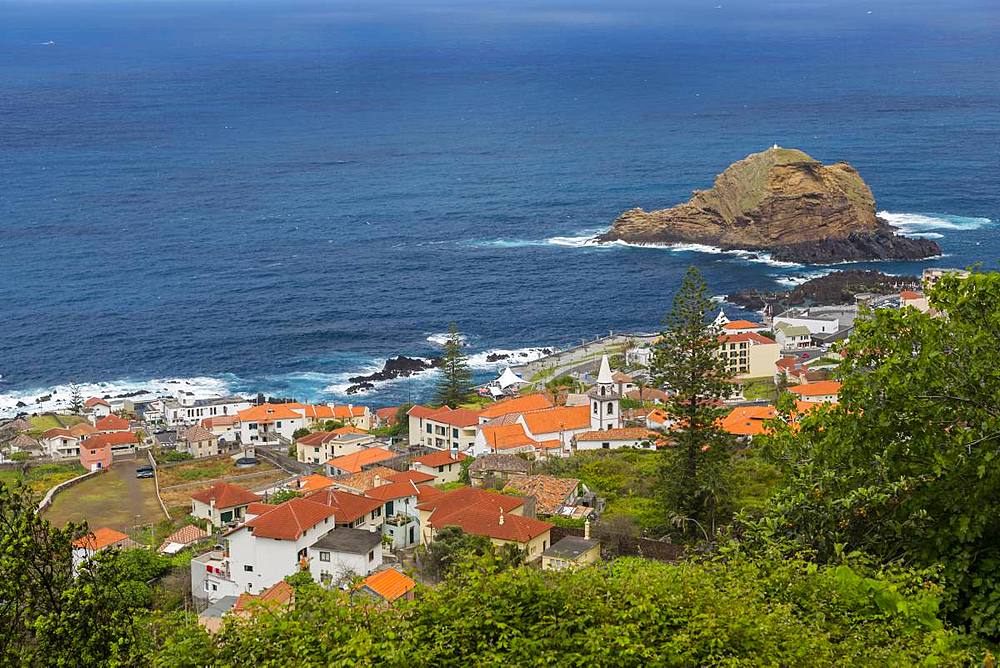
[
  {"xmin": 584, "ymin": 519, "xmax": 591, "ymax": 541},
  {"xmin": 498, "ymin": 507, "xmax": 505, "ymax": 525},
  {"xmin": 373, "ymin": 475, "xmax": 382, "ymax": 488}
]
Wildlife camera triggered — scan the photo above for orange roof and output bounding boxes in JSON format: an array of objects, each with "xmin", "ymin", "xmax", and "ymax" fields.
[
  {"xmin": 42, "ymin": 427, "xmax": 73, "ymax": 439},
  {"xmin": 361, "ymin": 568, "xmax": 415, "ymax": 602},
  {"xmin": 332, "ymin": 467, "xmax": 401, "ymax": 493},
  {"xmin": 190, "ymin": 481, "xmax": 259, "ymax": 509},
  {"xmin": 246, "ymin": 501, "xmax": 278, "ymax": 516},
  {"xmin": 94, "ymin": 414, "xmax": 130, "ymax": 431},
  {"xmin": 385, "ymin": 470, "xmax": 436, "ymax": 484},
  {"xmin": 81, "ymin": 431, "xmax": 138, "ymax": 449},
  {"xmin": 202, "ymin": 415, "xmax": 238, "ymax": 428},
  {"xmin": 234, "ymin": 580, "xmax": 295, "ymax": 615},
  {"xmin": 332, "ymin": 404, "xmax": 367, "ymax": 419},
  {"xmin": 298, "ymin": 425, "xmax": 369, "ymax": 446},
  {"xmin": 723, "ymin": 320, "xmax": 763, "ymax": 330},
  {"xmin": 900, "ymin": 290, "xmax": 923, "ymax": 300},
  {"xmin": 719, "ymin": 332, "xmax": 774, "ymax": 345},
  {"xmin": 425, "ymin": 406, "xmax": 482, "ymax": 428},
  {"xmin": 478, "ymin": 393, "xmax": 552, "ymax": 420},
  {"xmin": 326, "ymin": 447, "xmax": 396, "ymax": 473},
  {"xmin": 411, "ymin": 450, "xmax": 468, "ymax": 467},
  {"xmin": 236, "ymin": 403, "xmax": 304, "ymax": 424},
  {"xmin": 646, "ymin": 408, "xmax": 670, "ymax": 424},
  {"xmin": 721, "ymin": 405, "xmax": 777, "ymax": 436},
  {"xmin": 69, "ymin": 423, "xmax": 98, "ymax": 438},
  {"xmin": 432, "ymin": 505, "xmax": 553, "ymax": 543},
  {"xmin": 407, "ymin": 405, "xmax": 438, "ymax": 419},
  {"xmin": 789, "ymin": 380, "xmax": 842, "ymax": 398},
  {"xmin": 521, "ymin": 405, "xmax": 590, "ymax": 434},
  {"xmin": 84, "ymin": 397, "xmax": 110, "ymax": 408},
  {"xmin": 366, "ymin": 480, "xmax": 420, "ymax": 502},
  {"xmin": 417, "ymin": 486, "xmax": 524, "ymax": 517},
  {"xmin": 304, "ymin": 488, "xmax": 384, "ymax": 523},
  {"xmin": 503, "ymin": 476, "xmax": 580, "ymax": 515},
  {"xmin": 479, "ymin": 423, "xmax": 539, "ymax": 451},
  {"xmin": 73, "ymin": 526, "xmax": 129, "ymax": 551},
  {"xmin": 297, "ymin": 474, "xmax": 335, "ymax": 492},
  {"xmin": 575, "ymin": 427, "xmax": 658, "ymax": 442},
  {"xmin": 239, "ymin": 497, "xmax": 337, "ymax": 540}
]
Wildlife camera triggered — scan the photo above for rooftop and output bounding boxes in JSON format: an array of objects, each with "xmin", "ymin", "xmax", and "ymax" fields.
[
  {"xmin": 478, "ymin": 393, "xmax": 552, "ymax": 420},
  {"xmin": 238, "ymin": 497, "xmax": 337, "ymax": 540},
  {"xmin": 502, "ymin": 475, "xmax": 580, "ymax": 515},
  {"xmin": 310, "ymin": 527, "xmax": 382, "ymax": 554},
  {"xmin": 361, "ymin": 568, "xmax": 416, "ymax": 602},
  {"xmin": 542, "ymin": 535, "xmax": 600, "ymax": 560},
  {"xmin": 190, "ymin": 481, "xmax": 260, "ymax": 509},
  {"xmin": 326, "ymin": 447, "xmax": 397, "ymax": 473},
  {"xmin": 411, "ymin": 450, "xmax": 468, "ymax": 468},
  {"xmin": 73, "ymin": 526, "xmax": 129, "ymax": 551}
]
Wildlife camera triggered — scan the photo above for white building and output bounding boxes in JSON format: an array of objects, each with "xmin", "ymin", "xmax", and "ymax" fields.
[
  {"xmin": 307, "ymin": 528, "xmax": 383, "ymax": 586},
  {"xmin": 588, "ymin": 355, "xmax": 621, "ymax": 431},
  {"xmin": 410, "ymin": 450, "xmax": 468, "ymax": 484},
  {"xmin": 574, "ymin": 427, "xmax": 659, "ymax": 451},
  {"xmin": 774, "ymin": 322, "xmax": 812, "ymax": 349},
  {"xmin": 163, "ymin": 395, "xmax": 252, "ymax": 427}
]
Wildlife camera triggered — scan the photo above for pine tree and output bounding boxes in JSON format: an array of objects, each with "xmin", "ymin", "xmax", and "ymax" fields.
[
  {"xmin": 650, "ymin": 266, "xmax": 735, "ymax": 537},
  {"xmin": 68, "ymin": 383, "xmax": 84, "ymax": 415},
  {"xmin": 434, "ymin": 323, "xmax": 474, "ymax": 408}
]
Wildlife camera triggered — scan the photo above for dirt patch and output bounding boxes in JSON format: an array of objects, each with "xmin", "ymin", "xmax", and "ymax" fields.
[
  {"xmin": 45, "ymin": 460, "xmax": 163, "ymax": 531},
  {"xmin": 159, "ymin": 468, "xmax": 289, "ymax": 510}
]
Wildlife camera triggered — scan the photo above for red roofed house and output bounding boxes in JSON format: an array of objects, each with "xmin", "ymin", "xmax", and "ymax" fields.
[
  {"xmin": 410, "ymin": 449, "xmax": 469, "ymax": 484},
  {"xmin": 721, "ymin": 405, "xmax": 778, "ymax": 439},
  {"xmin": 93, "ymin": 413, "xmax": 131, "ymax": 433},
  {"xmin": 574, "ymin": 427, "xmax": 660, "ymax": 451},
  {"xmin": 406, "ymin": 405, "xmax": 482, "ymax": 452},
  {"xmin": 79, "ymin": 435, "xmax": 112, "ymax": 472},
  {"xmin": 191, "ymin": 481, "xmax": 261, "ymax": 528},
  {"xmin": 325, "ymin": 446, "xmax": 397, "ymax": 476},
  {"xmin": 295, "ymin": 428, "xmax": 376, "ymax": 465},
  {"xmin": 72, "ymin": 527, "xmax": 131, "ymax": 572},
  {"xmin": 83, "ymin": 397, "xmax": 112, "ymax": 418},
  {"xmin": 374, "ymin": 406, "xmax": 400, "ymax": 429},
  {"xmin": 357, "ymin": 568, "xmax": 416, "ymax": 604},
  {"xmin": 900, "ymin": 290, "xmax": 929, "ymax": 313},
  {"xmin": 80, "ymin": 430, "xmax": 139, "ymax": 459},
  {"xmin": 718, "ymin": 332, "xmax": 781, "ymax": 380},
  {"xmin": 476, "ymin": 393, "xmax": 553, "ymax": 423},
  {"xmin": 722, "ymin": 319, "xmax": 767, "ymax": 335},
  {"xmin": 235, "ymin": 402, "xmax": 369, "ymax": 445},
  {"xmin": 417, "ymin": 486, "xmax": 553, "ymax": 562},
  {"xmin": 789, "ymin": 380, "xmax": 842, "ymax": 404}
]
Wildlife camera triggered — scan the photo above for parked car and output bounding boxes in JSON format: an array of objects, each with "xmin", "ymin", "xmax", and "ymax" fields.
[{"xmin": 136, "ymin": 466, "xmax": 155, "ymax": 479}]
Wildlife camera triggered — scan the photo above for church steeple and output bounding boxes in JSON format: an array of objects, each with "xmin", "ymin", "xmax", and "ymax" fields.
[{"xmin": 588, "ymin": 354, "xmax": 621, "ymax": 430}]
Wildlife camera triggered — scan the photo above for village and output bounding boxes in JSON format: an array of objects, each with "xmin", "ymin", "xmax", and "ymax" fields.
[{"xmin": 0, "ymin": 267, "xmax": 963, "ymax": 629}]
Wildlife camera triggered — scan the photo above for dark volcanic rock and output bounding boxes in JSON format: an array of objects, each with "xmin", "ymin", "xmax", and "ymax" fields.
[
  {"xmin": 769, "ymin": 224, "xmax": 941, "ymax": 264},
  {"xmin": 345, "ymin": 356, "xmax": 442, "ymax": 395},
  {"xmin": 727, "ymin": 270, "xmax": 921, "ymax": 311}
]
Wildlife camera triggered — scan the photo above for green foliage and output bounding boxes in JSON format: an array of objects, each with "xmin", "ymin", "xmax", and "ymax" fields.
[
  {"xmin": 649, "ymin": 266, "xmax": 736, "ymax": 536},
  {"xmin": 292, "ymin": 427, "xmax": 311, "ymax": 439},
  {"xmin": 9, "ymin": 451, "xmax": 30, "ymax": 462},
  {"xmin": 752, "ymin": 270, "xmax": 1000, "ymax": 638},
  {"xmin": 268, "ymin": 489, "xmax": 302, "ymax": 504},
  {"xmin": 151, "ymin": 552, "xmax": 983, "ymax": 666},
  {"xmin": 158, "ymin": 450, "xmax": 193, "ymax": 463},
  {"xmin": 433, "ymin": 323, "xmax": 474, "ymax": 408},
  {"xmin": 421, "ymin": 526, "xmax": 494, "ymax": 580},
  {"xmin": 317, "ymin": 420, "xmax": 345, "ymax": 431}
]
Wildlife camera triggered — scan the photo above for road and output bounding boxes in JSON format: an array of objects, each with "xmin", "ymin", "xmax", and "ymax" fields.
[{"xmin": 513, "ymin": 332, "xmax": 658, "ymax": 384}]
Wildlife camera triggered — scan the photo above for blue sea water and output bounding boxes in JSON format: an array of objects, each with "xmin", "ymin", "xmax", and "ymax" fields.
[{"xmin": 1, "ymin": 0, "xmax": 998, "ymax": 413}]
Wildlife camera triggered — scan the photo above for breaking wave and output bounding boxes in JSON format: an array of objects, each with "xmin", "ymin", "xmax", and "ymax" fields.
[{"xmin": 880, "ymin": 211, "xmax": 992, "ymax": 237}]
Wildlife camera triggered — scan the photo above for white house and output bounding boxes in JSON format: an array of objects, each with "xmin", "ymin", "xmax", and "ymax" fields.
[
  {"xmin": 789, "ymin": 380, "xmax": 842, "ymax": 404},
  {"xmin": 163, "ymin": 395, "xmax": 252, "ymax": 427},
  {"xmin": 190, "ymin": 481, "xmax": 261, "ymax": 528},
  {"xmin": 83, "ymin": 397, "xmax": 112, "ymax": 418},
  {"xmin": 307, "ymin": 529, "xmax": 383, "ymax": 586},
  {"xmin": 774, "ymin": 323, "xmax": 812, "ymax": 349},
  {"xmin": 72, "ymin": 527, "xmax": 131, "ymax": 575},
  {"xmin": 295, "ymin": 429, "xmax": 375, "ymax": 465},
  {"xmin": 405, "ymin": 405, "xmax": 481, "ymax": 451},
  {"xmin": 574, "ymin": 427, "xmax": 660, "ymax": 451},
  {"xmin": 410, "ymin": 450, "xmax": 468, "ymax": 484}
]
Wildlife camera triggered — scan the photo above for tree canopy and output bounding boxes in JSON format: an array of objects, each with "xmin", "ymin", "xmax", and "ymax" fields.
[{"xmin": 434, "ymin": 323, "xmax": 474, "ymax": 408}]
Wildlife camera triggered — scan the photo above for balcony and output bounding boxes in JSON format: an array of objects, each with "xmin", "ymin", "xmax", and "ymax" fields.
[{"xmin": 192, "ymin": 549, "xmax": 233, "ymax": 581}]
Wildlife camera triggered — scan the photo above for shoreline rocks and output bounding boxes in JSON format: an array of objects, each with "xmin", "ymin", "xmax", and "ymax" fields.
[
  {"xmin": 345, "ymin": 356, "xmax": 442, "ymax": 395},
  {"xmin": 726, "ymin": 269, "xmax": 921, "ymax": 311},
  {"xmin": 597, "ymin": 147, "xmax": 941, "ymax": 264}
]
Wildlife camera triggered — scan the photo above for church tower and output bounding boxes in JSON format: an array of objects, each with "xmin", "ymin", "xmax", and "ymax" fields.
[{"xmin": 589, "ymin": 354, "xmax": 621, "ymax": 430}]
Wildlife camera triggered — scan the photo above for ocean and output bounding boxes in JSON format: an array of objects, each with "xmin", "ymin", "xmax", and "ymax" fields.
[{"xmin": 1, "ymin": 0, "xmax": 998, "ymax": 415}]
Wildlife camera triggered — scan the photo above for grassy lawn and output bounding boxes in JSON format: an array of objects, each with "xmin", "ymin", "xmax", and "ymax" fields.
[
  {"xmin": 0, "ymin": 462, "xmax": 86, "ymax": 495},
  {"xmin": 157, "ymin": 456, "xmax": 259, "ymax": 487},
  {"xmin": 27, "ymin": 414, "xmax": 88, "ymax": 436},
  {"xmin": 741, "ymin": 377, "xmax": 778, "ymax": 402},
  {"xmin": 45, "ymin": 463, "xmax": 163, "ymax": 531}
]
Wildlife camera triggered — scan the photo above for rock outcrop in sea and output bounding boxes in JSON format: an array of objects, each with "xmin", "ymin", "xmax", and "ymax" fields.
[
  {"xmin": 345, "ymin": 356, "xmax": 442, "ymax": 395},
  {"xmin": 726, "ymin": 269, "xmax": 920, "ymax": 311},
  {"xmin": 597, "ymin": 147, "xmax": 940, "ymax": 264}
]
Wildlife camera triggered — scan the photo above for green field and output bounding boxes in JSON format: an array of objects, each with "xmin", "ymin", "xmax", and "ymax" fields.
[
  {"xmin": 0, "ymin": 463, "xmax": 86, "ymax": 495},
  {"xmin": 27, "ymin": 414, "xmax": 88, "ymax": 436}
]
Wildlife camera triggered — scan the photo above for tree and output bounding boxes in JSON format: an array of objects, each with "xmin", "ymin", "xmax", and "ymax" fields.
[
  {"xmin": 649, "ymin": 266, "xmax": 735, "ymax": 537},
  {"xmin": 420, "ymin": 526, "xmax": 492, "ymax": 580},
  {"xmin": 68, "ymin": 384, "xmax": 84, "ymax": 415},
  {"xmin": 753, "ymin": 270, "xmax": 1000, "ymax": 638},
  {"xmin": 292, "ymin": 427, "xmax": 311, "ymax": 440},
  {"xmin": 433, "ymin": 323, "xmax": 474, "ymax": 408},
  {"xmin": 268, "ymin": 489, "xmax": 302, "ymax": 504},
  {"xmin": 0, "ymin": 481, "xmax": 150, "ymax": 665}
]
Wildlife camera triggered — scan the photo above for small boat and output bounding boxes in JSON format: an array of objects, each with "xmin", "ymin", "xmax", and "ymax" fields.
[{"xmin": 41, "ymin": 40, "xmax": 56, "ymax": 46}]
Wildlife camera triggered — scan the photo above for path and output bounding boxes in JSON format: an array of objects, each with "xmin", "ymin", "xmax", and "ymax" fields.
[{"xmin": 513, "ymin": 332, "xmax": 658, "ymax": 383}]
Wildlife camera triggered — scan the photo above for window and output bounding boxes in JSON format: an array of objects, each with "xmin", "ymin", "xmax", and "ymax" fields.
[
  {"xmin": 249, "ymin": 423, "xmax": 258, "ymax": 430},
  {"xmin": 437, "ymin": 465, "xmax": 444, "ymax": 473},
  {"xmin": 320, "ymin": 551, "xmax": 330, "ymax": 562},
  {"xmin": 602, "ymin": 442, "xmax": 610, "ymax": 449},
  {"xmin": 385, "ymin": 500, "xmax": 394, "ymax": 516},
  {"xmin": 606, "ymin": 404, "xmax": 613, "ymax": 415},
  {"xmin": 368, "ymin": 550, "xmax": 375, "ymax": 562},
  {"xmin": 426, "ymin": 424, "xmax": 432, "ymax": 434},
  {"xmin": 212, "ymin": 583, "xmax": 217, "ymax": 592},
  {"xmin": 203, "ymin": 581, "xmax": 210, "ymax": 592},
  {"xmin": 244, "ymin": 565, "xmax": 253, "ymax": 572},
  {"xmin": 452, "ymin": 428, "xmax": 458, "ymax": 438},
  {"xmin": 592, "ymin": 402, "xmax": 598, "ymax": 414}
]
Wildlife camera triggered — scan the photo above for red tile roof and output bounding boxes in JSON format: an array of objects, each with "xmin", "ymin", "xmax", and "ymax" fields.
[
  {"xmin": 411, "ymin": 450, "xmax": 468, "ymax": 468},
  {"xmin": 502, "ymin": 476, "xmax": 580, "ymax": 515},
  {"xmin": 721, "ymin": 405, "xmax": 777, "ymax": 436},
  {"xmin": 202, "ymin": 415, "xmax": 238, "ymax": 427},
  {"xmin": 332, "ymin": 467, "xmax": 401, "ymax": 493},
  {"xmin": 900, "ymin": 290, "xmax": 923, "ymax": 300},
  {"xmin": 158, "ymin": 524, "xmax": 210, "ymax": 552},
  {"xmin": 719, "ymin": 332, "xmax": 775, "ymax": 345},
  {"xmin": 416, "ymin": 486, "xmax": 524, "ymax": 516},
  {"xmin": 296, "ymin": 474, "xmax": 335, "ymax": 492},
  {"xmin": 625, "ymin": 388, "xmax": 670, "ymax": 403},
  {"xmin": 361, "ymin": 568, "xmax": 415, "ymax": 602},
  {"xmin": 84, "ymin": 397, "xmax": 111, "ymax": 408},
  {"xmin": 298, "ymin": 426, "xmax": 369, "ymax": 446},
  {"xmin": 365, "ymin": 480, "xmax": 419, "ymax": 502},
  {"xmin": 190, "ymin": 481, "xmax": 259, "ymax": 509},
  {"xmin": 246, "ymin": 502, "xmax": 278, "ymax": 516},
  {"xmin": 94, "ymin": 414, "xmax": 130, "ymax": 432},
  {"xmin": 575, "ymin": 427, "xmax": 658, "ymax": 442},
  {"xmin": 73, "ymin": 526, "xmax": 129, "ymax": 551},
  {"xmin": 305, "ymin": 488, "xmax": 384, "ymax": 524},
  {"xmin": 479, "ymin": 423, "xmax": 539, "ymax": 451},
  {"xmin": 432, "ymin": 505, "xmax": 552, "ymax": 543},
  {"xmin": 723, "ymin": 320, "xmax": 763, "ymax": 330},
  {"xmin": 478, "ymin": 393, "xmax": 552, "ymax": 420},
  {"xmin": 789, "ymin": 380, "xmax": 842, "ymax": 398},
  {"xmin": 407, "ymin": 405, "xmax": 438, "ymax": 419},
  {"xmin": 520, "ymin": 405, "xmax": 591, "ymax": 434},
  {"xmin": 326, "ymin": 447, "xmax": 396, "ymax": 473},
  {"xmin": 385, "ymin": 470, "xmax": 436, "ymax": 484},
  {"xmin": 240, "ymin": 497, "xmax": 337, "ymax": 540},
  {"xmin": 81, "ymin": 431, "xmax": 138, "ymax": 449},
  {"xmin": 236, "ymin": 403, "xmax": 304, "ymax": 424},
  {"xmin": 234, "ymin": 580, "xmax": 295, "ymax": 615},
  {"xmin": 426, "ymin": 406, "xmax": 482, "ymax": 428}
]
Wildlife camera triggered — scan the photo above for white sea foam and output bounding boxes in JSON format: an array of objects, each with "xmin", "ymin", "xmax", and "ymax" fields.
[
  {"xmin": 426, "ymin": 332, "xmax": 469, "ymax": 346},
  {"xmin": 772, "ymin": 269, "xmax": 835, "ymax": 287},
  {"xmin": 467, "ymin": 347, "xmax": 551, "ymax": 370},
  {"xmin": 0, "ymin": 376, "xmax": 238, "ymax": 418},
  {"xmin": 879, "ymin": 211, "xmax": 993, "ymax": 235}
]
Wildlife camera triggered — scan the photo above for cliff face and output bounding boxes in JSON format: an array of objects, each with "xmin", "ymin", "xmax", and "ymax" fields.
[{"xmin": 598, "ymin": 147, "xmax": 940, "ymax": 263}]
